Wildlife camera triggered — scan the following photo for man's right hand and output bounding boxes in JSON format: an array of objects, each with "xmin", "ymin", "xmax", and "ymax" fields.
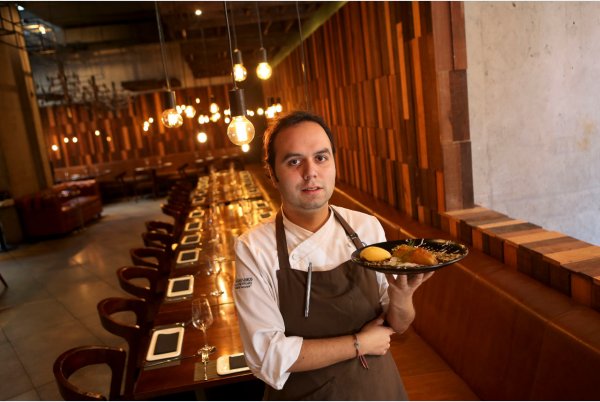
[{"xmin": 357, "ymin": 315, "xmax": 395, "ymax": 355}]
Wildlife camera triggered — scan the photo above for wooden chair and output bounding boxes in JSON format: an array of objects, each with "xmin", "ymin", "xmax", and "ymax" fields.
[
  {"xmin": 145, "ymin": 220, "xmax": 175, "ymax": 235},
  {"xmin": 116, "ymin": 266, "xmax": 165, "ymax": 322},
  {"xmin": 97, "ymin": 297, "xmax": 150, "ymax": 397},
  {"xmin": 129, "ymin": 246, "xmax": 171, "ymax": 277},
  {"xmin": 141, "ymin": 231, "xmax": 177, "ymax": 255},
  {"xmin": 53, "ymin": 345, "xmax": 126, "ymax": 401}
]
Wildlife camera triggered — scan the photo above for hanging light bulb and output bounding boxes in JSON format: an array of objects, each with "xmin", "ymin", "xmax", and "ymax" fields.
[
  {"xmin": 197, "ymin": 131, "xmax": 208, "ymax": 143},
  {"xmin": 257, "ymin": 107, "xmax": 264, "ymax": 116},
  {"xmin": 64, "ymin": 137, "xmax": 69, "ymax": 143},
  {"xmin": 184, "ymin": 104, "xmax": 196, "ymax": 118},
  {"xmin": 209, "ymin": 96, "xmax": 219, "ymax": 114},
  {"xmin": 94, "ymin": 130, "xmax": 101, "ymax": 136},
  {"xmin": 51, "ymin": 144, "xmax": 59, "ymax": 151},
  {"xmin": 210, "ymin": 112, "xmax": 221, "ymax": 122},
  {"xmin": 227, "ymin": 88, "xmax": 255, "ymax": 146},
  {"xmin": 232, "ymin": 49, "xmax": 247, "ymax": 82},
  {"xmin": 161, "ymin": 91, "xmax": 183, "ymax": 128},
  {"xmin": 241, "ymin": 143, "xmax": 250, "ymax": 153},
  {"xmin": 224, "ymin": 116, "xmax": 231, "ymax": 124},
  {"xmin": 256, "ymin": 48, "xmax": 272, "ymax": 80},
  {"xmin": 148, "ymin": 117, "xmax": 154, "ymax": 123},
  {"xmin": 275, "ymin": 97, "xmax": 283, "ymax": 113},
  {"xmin": 155, "ymin": 2, "xmax": 182, "ymax": 129}
]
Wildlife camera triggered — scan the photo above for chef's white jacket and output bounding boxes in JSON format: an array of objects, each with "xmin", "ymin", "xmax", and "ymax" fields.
[{"xmin": 233, "ymin": 205, "xmax": 389, "ymax": 390}]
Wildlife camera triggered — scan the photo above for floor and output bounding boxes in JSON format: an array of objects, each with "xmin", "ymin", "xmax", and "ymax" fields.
[{"xmin": 0, "ymin": 198, "xmax": 166, "ymax": 400}]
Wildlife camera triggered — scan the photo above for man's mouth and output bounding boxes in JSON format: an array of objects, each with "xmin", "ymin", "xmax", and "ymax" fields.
[{"xmin": 302, "ymin": 186, "xmax": 321, "ymax": 192}]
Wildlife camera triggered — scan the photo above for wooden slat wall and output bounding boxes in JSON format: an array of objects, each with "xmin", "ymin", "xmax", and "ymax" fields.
[
  {"xmin": 42, "ymin": 85, "xmax": 235, "ymax": 168},
  {"xmin": 263, "ymin": 1, "xmax": 473, "ymax": 220}
]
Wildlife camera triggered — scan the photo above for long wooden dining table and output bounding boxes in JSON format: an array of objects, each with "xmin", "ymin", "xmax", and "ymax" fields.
[{"xmin": 133, "ymin": 168, "xmax": 276, "ymax": 399}]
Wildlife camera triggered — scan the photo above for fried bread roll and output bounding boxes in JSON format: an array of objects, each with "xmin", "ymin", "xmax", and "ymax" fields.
[
  {"xmin": 392, "ymin": 244, "xmax": 437, "ymax": 265},
  {"xmin": 360, "ymin": 246, "xmax": 392, "ymax": 262}
]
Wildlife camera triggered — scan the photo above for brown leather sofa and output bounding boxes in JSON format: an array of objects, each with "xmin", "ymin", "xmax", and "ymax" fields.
[{"xmin": 16, "ymin": 180, "xmax": 103, "ymax": 238}]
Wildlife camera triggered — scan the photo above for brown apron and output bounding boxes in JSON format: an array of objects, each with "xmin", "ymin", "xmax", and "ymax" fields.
[{"xmin": 264, "ymin": 208, "xmax": 407, "ymax": 400}]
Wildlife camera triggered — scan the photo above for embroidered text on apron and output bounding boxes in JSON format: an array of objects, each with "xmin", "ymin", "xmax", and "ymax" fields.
[{"xmin": 264, "ymin": 208, "xmax": 407, "ymax": 400}]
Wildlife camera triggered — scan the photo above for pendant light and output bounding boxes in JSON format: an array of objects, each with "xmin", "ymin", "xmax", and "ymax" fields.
[
  {"xmin": 155, "ymin": 1, "xmax": 182, "ymax": 128},
  {"xmin": 201, "ymin": 28, "xmax": 220, "ymax": 117},
  {"xmin": 255, "ymin": 2, "xmax": 272, "ymax": 80},
  {"xmin": 229, "ymin": 4, "xmax": 247, "ymax": 82},
  {"xmin": 224, "ymin": 1, "xmax": 254, "ymax": 146}
]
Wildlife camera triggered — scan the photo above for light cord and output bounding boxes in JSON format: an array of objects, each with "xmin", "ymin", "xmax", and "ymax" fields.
[
  {"xmin": 223, "ymin": 1, "xmax": 237, "ymax": 88},
  {"xmin": 155, "ymin": 1, "xmax": 171, "ymax": 92}
]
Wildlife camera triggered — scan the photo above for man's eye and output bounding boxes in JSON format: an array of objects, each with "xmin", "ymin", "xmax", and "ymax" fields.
[
  {"xmin": 315, "ymin": 155, "xmax": 328, "ymax": 162},
  {"xmin": 287, "ymin": 159, "xmax": 301, "ymax": 166}
]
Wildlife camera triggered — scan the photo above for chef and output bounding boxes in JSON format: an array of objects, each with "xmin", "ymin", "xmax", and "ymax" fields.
[{"xmin": 234, "ymin": 111, "xmax": 433, "ymax": 400}]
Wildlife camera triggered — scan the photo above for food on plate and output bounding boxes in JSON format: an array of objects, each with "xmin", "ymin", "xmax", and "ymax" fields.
[
  {"xmin": 392, "ymin": 244, "xmax": 438, "ymax": 265},
  {"xmin": 359, "ymin": 246, "xmax": 392, "ymax": 262}
]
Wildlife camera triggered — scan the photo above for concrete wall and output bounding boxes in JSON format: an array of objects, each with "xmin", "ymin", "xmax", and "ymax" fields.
[{"xmin": 465, "ymin": 2, "xmax": 600, "ymax": 246}]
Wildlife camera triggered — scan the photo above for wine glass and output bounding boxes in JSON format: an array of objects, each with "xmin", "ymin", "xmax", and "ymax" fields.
[
  {"xmin": 191, "ymin": 298, "xmax": 216, "ymax": 353},
  {"xmin": 210, "ymin": 259, "xmax": 224, "ymax": 297}
]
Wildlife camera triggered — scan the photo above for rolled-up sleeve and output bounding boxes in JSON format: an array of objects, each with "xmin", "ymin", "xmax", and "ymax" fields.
[{"xmin": 233, "ymin": 236, "xmax": 303, "ymax": 390}]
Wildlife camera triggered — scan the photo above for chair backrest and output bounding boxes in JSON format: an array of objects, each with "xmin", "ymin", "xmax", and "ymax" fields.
[
  {"xmin": 141, "ymin": 231, "xmax": 176, "ymax": 252},
  {"xmin": 129, "ymin": 247, "xmax": 171, "ymax": 276},
  {"xmin": 116, "ymin": 265, "xmax": 164, "ymax": 301},
  {"xmin": 97, "ymin": 297, "xmax": 150, "ymax": 396},
  {"xmin": 145, "ymin": 220, "xmax": 174, "ymax": 235},
  {"xmin": 53, "ymin": 345, "xmax": 126, "ymax": 401}
]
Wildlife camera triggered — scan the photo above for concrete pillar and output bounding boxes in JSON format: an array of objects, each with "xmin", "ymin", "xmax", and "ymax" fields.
[{"xmin": 0, "ymin": 4, "xmax": 52, "ymax": 199}]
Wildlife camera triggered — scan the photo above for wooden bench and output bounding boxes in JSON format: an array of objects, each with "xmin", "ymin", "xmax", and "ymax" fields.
[{"xmin": 332, "ymin": 182, "xmax": 600, "ymax": 400}]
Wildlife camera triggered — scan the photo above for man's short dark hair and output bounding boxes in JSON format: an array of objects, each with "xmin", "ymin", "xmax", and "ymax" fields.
[{"xmin": 263, "ymin": 110, "xmax": 336, "ymax": 181}]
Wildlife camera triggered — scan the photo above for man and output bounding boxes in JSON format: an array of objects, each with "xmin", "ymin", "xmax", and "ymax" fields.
[{"xmin": 234, "ymin": 111, "xmax": 432, "ymax": 400}]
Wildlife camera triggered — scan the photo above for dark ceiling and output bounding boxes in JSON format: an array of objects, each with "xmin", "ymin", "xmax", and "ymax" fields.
[{"xmin": 19, "ymin": 1, "xmax": 331, "ymax": 80}]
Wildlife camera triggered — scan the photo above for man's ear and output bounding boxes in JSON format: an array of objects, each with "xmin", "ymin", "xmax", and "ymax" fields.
[{"xmin": 267, "ymin": 166, "xmax": 278, "ymax": 188}]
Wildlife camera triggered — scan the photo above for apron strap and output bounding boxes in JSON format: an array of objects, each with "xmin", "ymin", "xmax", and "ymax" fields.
[
  {"xmin": 275, "ymin": 207, "xmax": 365, "ymax": 272},
  {"xmin": 275, "ymin": 210, "xmax": 292, "ymax": 271},
  {"xmin": 330, "ymin": 207, "xmax": 364, "ymax": 249}
]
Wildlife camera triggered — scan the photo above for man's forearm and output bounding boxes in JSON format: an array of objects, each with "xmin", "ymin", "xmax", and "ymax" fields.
[
  {"xmin": 386, "ymin": 300, "xmax": 415, "ymax": 334},
  {"xmin": 289, "ymin": 335, "xmax": 356, "ymax": 372}
]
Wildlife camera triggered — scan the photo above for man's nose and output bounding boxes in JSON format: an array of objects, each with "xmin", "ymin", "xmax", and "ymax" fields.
[{"xmin": 302, "ymin": 160, "xmax": 317, "ymax": 180}]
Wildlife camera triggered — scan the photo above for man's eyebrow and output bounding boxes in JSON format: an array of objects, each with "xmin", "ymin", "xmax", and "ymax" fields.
[{"xmin": 280, "ymin": 148, "xmax": 331, "ymax": 161}]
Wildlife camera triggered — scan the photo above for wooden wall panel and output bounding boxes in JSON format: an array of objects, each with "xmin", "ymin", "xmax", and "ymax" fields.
[
  {"xmin": 39, "ymin": 83, "xmax": 254, "ymax": 168},
  {"xmin": 263, "ymin": 1, "xmax": 473, "ymax": 221}
]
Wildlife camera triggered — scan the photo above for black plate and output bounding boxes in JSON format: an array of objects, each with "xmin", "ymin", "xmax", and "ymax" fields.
[{"xmin": 351, "ymin": 238, "xmax": 468, "ymax": 274}]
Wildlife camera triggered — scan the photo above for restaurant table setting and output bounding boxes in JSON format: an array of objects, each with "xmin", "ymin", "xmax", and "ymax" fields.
[{"xmin": 133, "ymin": 168, "xmax": 273, "ymax": 399}]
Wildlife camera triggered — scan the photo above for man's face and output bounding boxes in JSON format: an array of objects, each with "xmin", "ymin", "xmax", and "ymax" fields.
[{"xmin": 271, "ymin": 121, "xmax": 336, "ymax": 217}]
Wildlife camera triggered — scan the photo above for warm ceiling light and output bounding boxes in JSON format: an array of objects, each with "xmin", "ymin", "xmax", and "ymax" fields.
[
  {"xmin": 241, "ymin": 143, "xmax": 250, "ymax": 153},
  {"xmin": 232, "ymin": 49, "xmax": 247, "ymax": 82},
  {"xmin": 106, "ymin": 137, "xmax": 112, "ymax": 142},
  {"xmin": 156, "ymin": 2, "xmax": 181, "ymax": 129},
  {"xmin": 148, "ymin": 117, "xmax": 154, "ymax": 123},
  {"xmin": 63, "ymin": 137, "xmax": 69, "ymax": 143},
  {"xmin": 257, "ymin": 107, "xmax": 264, "ymax": 116},
  {"xmin": 161, "ymin": 91, "xmax": 183, "ymax": 128},
  {"xmin": 224, "ymin": 108, "xmax": 230, "ymax": 116},
  {"xmin": 210, "ymin": 112, "xmax": 221, "ymax": 122},
  {"xmin": 209, "ymin": 97, "xmax": 219, "ymax": 114},
  {"xmin": 195, "ymin": 9, "xmax": 202, "ymax": 16},
  {"xmin": 195, "ymin": 98, "xmax": 200, "ymax": 104},
  {"xmin": 17, "ymin": 5, "xmax": 24, "ymax": 11},
  {"xmin": 72, "ymin": 137, "xmax": 78, "ymax": 143},
  {"xmin": 224, "ymin": 117, "xmax": 231, "ymax": 124},
  {"xmin": 51, "ymin": 144, "xmax": 59, "ymax": 151},
  {"xmin": 197, "ymin": 131, "xmax": 208, "ymax": 143},
  {"xmin": 226, "ymin": 88, "xmax": 254, "ymax": 146},
  {"xmin": 94, "ymin": 130, "xmax": 100, "ymax": 136},
  {"xmin": 247, "ymin": 110, "xmax": 254, "ymax": 117},
  {"xmin": 184, "ymin": 104, "xmax": 196, "ymax": 118},
  {"xmin": 256, "ymin": 48, "xmax": 272, "ymax": 80}
]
